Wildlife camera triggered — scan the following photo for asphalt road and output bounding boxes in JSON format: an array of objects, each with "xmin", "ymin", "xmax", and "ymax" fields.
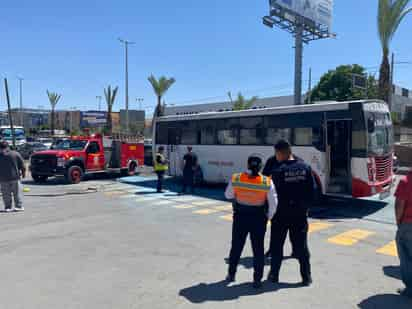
[{"xmin": 0, "ymin": 174, "xmax": 409, "ymax": 308}]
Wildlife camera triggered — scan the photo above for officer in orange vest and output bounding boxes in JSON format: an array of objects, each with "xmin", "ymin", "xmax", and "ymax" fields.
[{"xmin": 225, "ymin": 156, "xmax": 278, "ymax": 289}]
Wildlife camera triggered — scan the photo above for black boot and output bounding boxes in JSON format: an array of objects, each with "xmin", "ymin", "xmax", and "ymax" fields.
[
  {"xmin": 253, "ymin": 280, "xmax": 263, "ymax": 289},
  {"xmin": 225, "ymin": 273, "xmax": 235, "ymax": 283},
  {"xmin": 302, "ymin": 276, "xmax": 313, "ymax": 287},
  {"xmin": 267, "ymin": 271, "xmax": 279, "ymax": 284}
]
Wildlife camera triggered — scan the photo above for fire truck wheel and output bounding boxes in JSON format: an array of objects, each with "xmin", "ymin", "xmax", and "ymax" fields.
[
  {"xmin": 67, "ymin": 166, "xmax": 83, "ymax": 184},
  {"xmin": 128, "ymin": 162, "xmax": 137, "ymax": 176}
]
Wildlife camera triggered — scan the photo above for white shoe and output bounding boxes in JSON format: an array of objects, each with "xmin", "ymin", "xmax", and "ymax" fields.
[
  {"xmin": 14, "ymin": 207, "xmax": 24, "ymax": 212},
  {"xmin": 5, "ymin": 209, "xmax": 13, "ymax": 213}
]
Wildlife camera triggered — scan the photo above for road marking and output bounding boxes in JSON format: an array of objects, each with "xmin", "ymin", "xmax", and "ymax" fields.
[
  {"xmin": 192, "ymin": 200, "xmax": 221, "ymax": 206},
  {"xmin": 104, "ymin": 191, "xmax": 125, "ymax": 197},
  {"xmin": 327, "ymin": 229, "xmax": 375, "ymax": 246},
  {"xmin": 376, "ymin": 241, "xmax": 398, "ymax": 257},
  {"xmin": 308, "ymin": 222, "xmax": 333, "ymax": 233},
  {"xmin": 173, "ymin": 205, "xmax": 197, "ymax": 209},
  {"xmin": 213, "ymin": 205, "xmax": 232, "ymax": 211},
  {"xmin": 119, "ymin": 194, "xmax": 137, "ymax": 199},
  {"xmin": 220, "ymin": 214, "xmax": 233, "ymax": 221},
  {"xmin": 193, "ymin": 208, "xmax": 220, "ymax": 215}
]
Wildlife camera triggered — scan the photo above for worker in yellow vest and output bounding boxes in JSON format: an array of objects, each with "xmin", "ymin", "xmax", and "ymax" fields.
[
  {"xmin": 154, "ymin": 146, "xmax": 168, "ymax": 193},
  {"xmin": 225, "ymin": 156, "xmax": 278, "ymax": 289}
]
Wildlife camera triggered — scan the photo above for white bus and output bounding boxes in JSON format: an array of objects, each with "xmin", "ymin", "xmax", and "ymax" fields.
[
  {"xmin": 154, "ymin": 100, "xmax": 394, "ymax": 198},
  {"xmin": 0, "ymin": 126, "xmax": 26, "ymax": 146}
]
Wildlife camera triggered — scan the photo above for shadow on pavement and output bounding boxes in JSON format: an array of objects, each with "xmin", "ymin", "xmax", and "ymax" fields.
[
  {"xmin": 121, "ymin": 177, "xmax": 227, "ymax": 201},
  {"xmin": 309, "ymin": 197, "xmax": 389, "ymax": 220},
  {"xmin": 179, "ymin": 279, "xmax": 301, "ymax": 303},
  {"xmin": 22, "ymin": 173, "xmax": 119, "ymax": 186},
  {"xmin": 383, "ymin": 265, "xmax": 401, "ymax": 280},
  {"xmin": 358, "ymin": 294, "xmax": 412, "ymax": 308}
]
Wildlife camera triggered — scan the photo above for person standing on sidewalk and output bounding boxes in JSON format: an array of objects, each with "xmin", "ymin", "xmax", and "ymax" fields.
[
  {"xmin": 154, "ymin": 146, "xmax": 168, "ymax": 193},
  {"xmin": 180, "ymin": 146, "xmax": 198, "ymax": 194},
  {"xmin": 394, "ymin": 170, "xmax": 412, "ymax": 298},
  {"xmin": 0, "ymin": 141, "xmax": 26, "ymax": 212}
]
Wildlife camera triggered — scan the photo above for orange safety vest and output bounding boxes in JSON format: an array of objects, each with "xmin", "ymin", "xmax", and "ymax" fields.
[{"xmin": 232, "ymin": 173, "xmax": 271, "ymax": 207}]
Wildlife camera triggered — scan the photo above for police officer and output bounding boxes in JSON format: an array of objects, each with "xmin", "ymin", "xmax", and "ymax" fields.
[
  {"xmin": 263, "ymin": 147, "xmax": 304, "ymax": 259},
  {"xmin": 225, "ymin": 156, "xmax": 278, "ymax": 288},
  {"xmin": 154, "ymin": 146, "xmax": 168, "ymax": 193},
  {"xmin": 268, "ymin": 140, "xmax": 315, "ymax": 286}
]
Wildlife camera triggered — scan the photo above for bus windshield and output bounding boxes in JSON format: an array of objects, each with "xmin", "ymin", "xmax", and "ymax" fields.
[
  {"xmin": 1, "ymin": 128, "xmax": 25, "ymax": 140},
  {"xmin": 367, "ymin": 112, "xmax": 393, "ymax": 156},
  {"xmin": 53, "ymin": 140, "xmax": 87, "ymax": 150}
]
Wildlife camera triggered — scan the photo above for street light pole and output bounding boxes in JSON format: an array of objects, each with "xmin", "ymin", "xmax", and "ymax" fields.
[
  {"xmin": 294, "ymin": 23, "xmax": 303, "ymax": 105},
  {"xmin": 118, "ymin": 38, "xmax": 135, "ymax": 133},
  {"xmin": 18, "ymin": 77, "xmax": 24, "ymax": 126},
  {"xmin": 136, "ymin": 98, "xmax": 144, "ymax": 110},
  {"xmin": 96, "ymin": 95, "xmax": 102, "ymax": 111}
]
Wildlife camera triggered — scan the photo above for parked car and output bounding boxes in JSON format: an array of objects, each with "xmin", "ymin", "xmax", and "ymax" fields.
[
  {"xmin": 37, "ymin": 138, "xmax": 54, "ymax": 149},
  {"xmin": 17, "ymin": 142, "xmax": 49, "ymax": 159}
]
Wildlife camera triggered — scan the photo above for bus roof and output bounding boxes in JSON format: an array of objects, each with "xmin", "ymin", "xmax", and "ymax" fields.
[{"xmin": 157, "ymin": 100, "xmax": 387, "ymax": 122}]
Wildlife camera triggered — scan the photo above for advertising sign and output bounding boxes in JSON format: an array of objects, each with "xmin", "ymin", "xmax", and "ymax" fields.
[
  {"xmin": 80, "ymin": 111, "xmax": 107, "ymax": 128},
  {"xmin": 270, "ymin": 0, "xmax": 333, "ymax": 29}
]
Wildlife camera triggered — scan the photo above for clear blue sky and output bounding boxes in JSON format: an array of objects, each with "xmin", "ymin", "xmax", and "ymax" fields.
[{"xmin": 1, "ymin": 0, "xmax": 411, "ymax": 114}]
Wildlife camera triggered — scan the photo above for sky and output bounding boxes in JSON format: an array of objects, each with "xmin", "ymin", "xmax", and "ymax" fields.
[{"xmin": 0, "ymin": 0, "xmax": 411, "ymax": 114}]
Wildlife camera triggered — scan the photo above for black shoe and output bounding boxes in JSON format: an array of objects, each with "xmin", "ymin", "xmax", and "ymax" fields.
[
  {"xmin": 397, "ymin": 288, "xmax": 412, "ymax": 298},
  {"xmin": 225, "ymin": 274, "xmax": 235, "ymax": 282},
  {"xmin": 267, "ymin": 272, "xmax": 279, "ymax": 284},
  {"xmin": 302, "ymin": 277, "xmax": 313, "ymax": 287},
  {"xmin": 253, "ymin": 281, "xmax": 263, "ymax": 289}
]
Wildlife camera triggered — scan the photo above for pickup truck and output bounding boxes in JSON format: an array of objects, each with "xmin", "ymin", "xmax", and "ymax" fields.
[{"xmin": 30, "ymin": 134, "xmax": 144, "ymax": 184}]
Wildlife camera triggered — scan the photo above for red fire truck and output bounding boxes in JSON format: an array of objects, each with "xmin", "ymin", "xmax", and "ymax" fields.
[{"xmin": 30, "ymin": 134, "xmax": 144, "ymax": 184}]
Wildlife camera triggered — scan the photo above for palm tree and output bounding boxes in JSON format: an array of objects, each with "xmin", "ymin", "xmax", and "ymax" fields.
[
  {"xmin": 47, "ymin": 90, "xmax": 62, "ymax": 136},
  {"xmin": 148, "ymin": 75, "xmax": 176, "ymax": 117},
  {"xmin": 228, "ymin": 92, "xmax": 258, "ymax": 111},
  {"xmin": 104, "ymin": 85, "xmax": 119, "ymax": 135},
  {"xmin": 378, "ymin": 0, "xmax": 412, "ymax": 107}
]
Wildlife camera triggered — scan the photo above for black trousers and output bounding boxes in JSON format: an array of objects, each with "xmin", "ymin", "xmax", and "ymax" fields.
[
  {"xmin": 181, "ymin": 169, "xmax": 194, "ymax": 193},
  {"xmin": 270, "ymin": 216, "xmax": 311, "ymax": 281},
  {"xmin": 228, "ymin": 210, "xmax": 267, "ymax": 282},
  {"xmin": 156, "ymin": 171, "xmax": 165, "ymax": 192}
]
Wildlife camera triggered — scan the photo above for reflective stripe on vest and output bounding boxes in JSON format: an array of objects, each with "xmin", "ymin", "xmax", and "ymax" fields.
[
  {"xmin": 232, "ymin": 173, "xmax": 270, "ymax": 206},
  {"xmin": 154, "ymin": 153, "xmax": 168, "ymax": 172}
]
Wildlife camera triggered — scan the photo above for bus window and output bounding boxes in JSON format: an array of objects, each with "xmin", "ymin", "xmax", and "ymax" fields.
[
  {"xmin": 199, "ymin": 120, "xmax": 216, "ymax": 145},
  {"xmin": 264, "ymin": 128, "xmax": 291, "ymax": 145},
  {"xmin": 181, "ymin": 121, "xmax": 198, "ymax": 145},
  {"xmin": 217, "ymin": 118, "xmax": 239, "ymax": 145},
  {"xmin": 156, "ymin": 123, "xmax": 169, "ymax": 144},
  {"xmin": 239, "ymin": 117, "xmax": 263, "ymax": 145},
  {"xmin": 294, "ymin": 128, "xmax": 313, "ymax": 146}
]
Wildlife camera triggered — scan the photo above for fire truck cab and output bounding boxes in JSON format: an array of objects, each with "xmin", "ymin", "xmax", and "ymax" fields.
[{"xmin": 30, "ymin": 134, "xmax": 144, "ymax": 184}]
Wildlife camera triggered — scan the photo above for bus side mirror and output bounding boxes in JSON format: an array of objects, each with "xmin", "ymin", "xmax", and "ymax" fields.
[{"xmin": 367, "ymin": 117, "xmax": 375, "ymax": 133}]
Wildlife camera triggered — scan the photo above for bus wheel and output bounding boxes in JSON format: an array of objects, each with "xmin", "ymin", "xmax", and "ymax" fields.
[{"xmin": 66, "ymin": 166, "xmax": 83, "ymax": 184}]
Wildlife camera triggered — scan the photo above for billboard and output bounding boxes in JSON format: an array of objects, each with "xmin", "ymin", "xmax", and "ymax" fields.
[
  {"xmin": 80, "ymin": 111, "xmax": 107, "ymax": 128},
  {"xmin": 270, "ymin": 0, "xmax": 333, "ymax": 29}
]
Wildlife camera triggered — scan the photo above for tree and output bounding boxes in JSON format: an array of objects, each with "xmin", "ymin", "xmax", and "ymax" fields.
[
  {"xmin": 104, "ymin": 85, "xmax": 118, "ymax": 135},
  {"xmin": 148, "ymin": 75, "xmax": 176, "ymax": 117},
  {"xmin": 378, "ymin": 0, "xmax": 412, "ymax": 106},
  {"xmin": 228, "ymin": 92, "xmax": 258, "ymax": 111},
  {"xmin": 47, "ymin": 90, "xmax": 62, "ymax": 136},
  {"xmin": 308, "ymin": 64, "xmax": 378, "ymax": 103}
]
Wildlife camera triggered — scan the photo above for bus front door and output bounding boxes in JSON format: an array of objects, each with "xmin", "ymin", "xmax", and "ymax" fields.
[
  {"xmin": 167, "ymin": 128, "xmax": 180, "ymax": 177},
  {"xmin": 326, "ymin": 120, "xmax": 352, "ymax": 195}
]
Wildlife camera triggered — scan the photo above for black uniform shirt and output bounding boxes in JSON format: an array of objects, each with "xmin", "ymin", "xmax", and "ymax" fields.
[{"xmin": 271, "ymin": 159, "xmax": 315, "ymax": 218}]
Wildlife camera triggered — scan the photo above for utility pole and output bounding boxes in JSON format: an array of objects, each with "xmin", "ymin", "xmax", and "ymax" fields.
[
  {"xmin": 118, "ymin": 38, "xmax": 135, "ymax": 133},
  {"xmin": 294, "ymin": 22, "xmax": 303, "ymax": 105},
  {"xmin": 307, "ymin": 67, "xmax": 312, "ymax": 104},
  {"xmin": 136, "ymin": 98, "xmax": 144, "ymax": 110},
  {"xmin": 96, "ymin": 95, "xmax": 102, "ymax": 111},
  {"xmin": 389, "ymin": 52, "xmax": 395, "ymax": 111},
  {"xmin": 4, "ymin": 78, "xmax": 16, "ymax": 148},
  {"xmin": 18, "ymin": 77, "xmax": 23, "ymax": 126}
]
